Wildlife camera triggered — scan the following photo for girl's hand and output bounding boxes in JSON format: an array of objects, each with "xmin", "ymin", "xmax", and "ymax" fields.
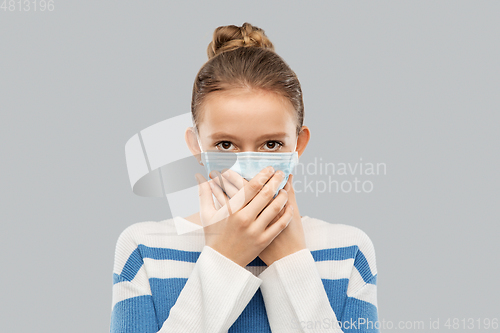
[
  {"xmin": 195, "ymin": 167, "xmax": 294, "ymax": 268},
  {"xmin": 258, "ymin": 174, "xmax": 306, "ymax": 266},
  {"xmin": 208, "ymin": 169, "xmax": 307, "ymax": 266}
]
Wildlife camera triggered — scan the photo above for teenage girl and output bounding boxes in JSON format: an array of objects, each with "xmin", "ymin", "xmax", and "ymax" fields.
[{"xmin": 111, "ymin": 22, "xmax": 379, "ymax": 333}]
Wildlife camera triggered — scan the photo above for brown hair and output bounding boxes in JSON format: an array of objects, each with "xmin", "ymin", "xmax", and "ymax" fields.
[{"xmin": 191, "ymin": 22, "xmax": 304, "ymax": 136}]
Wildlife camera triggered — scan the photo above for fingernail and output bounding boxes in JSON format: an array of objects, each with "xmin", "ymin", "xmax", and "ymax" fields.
[{"xmin": 267, "ymin": 166, "xmax": 275, "ymax": 173}]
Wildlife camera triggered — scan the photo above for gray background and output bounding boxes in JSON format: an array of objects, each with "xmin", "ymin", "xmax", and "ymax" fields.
[{"xmin": 1, "ymin": 1, "xmax": 499, "ymax": 332}]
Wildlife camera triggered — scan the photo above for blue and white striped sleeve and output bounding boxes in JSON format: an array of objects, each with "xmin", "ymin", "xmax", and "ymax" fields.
[
  {"xmin": 110, "ymin": 222, "xmax": 263, "ymax": 333},
  {"xmin": 110, "ymin": 224, "xmax": 159, "ymax": 333},
  {"xmin": 338, "ymin": 230, "xmax": 379, "ymax": 333},
  {"xmin": 257, "ymin": 226, "xmax": 379, "ymax": 333}
]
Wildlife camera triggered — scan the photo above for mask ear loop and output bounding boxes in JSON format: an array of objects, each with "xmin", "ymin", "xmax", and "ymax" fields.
[
  {"xmin": 290, "ymin": 135, "xmax": 299, "ymax": 157},
  {"xmin": 195, "ymin": 128, "xmax": 205, "ymax": 165}
]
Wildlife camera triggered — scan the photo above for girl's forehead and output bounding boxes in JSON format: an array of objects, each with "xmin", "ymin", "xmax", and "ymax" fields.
[{"xmin": 199, "ymin": 89, "xmax": 296, "ymax": 132}]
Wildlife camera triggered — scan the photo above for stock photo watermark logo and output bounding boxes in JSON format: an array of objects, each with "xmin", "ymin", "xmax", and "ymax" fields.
[
  {"xmin": 1, "ymin": 0, "xmax": 55, "ymax": 11},
  {"xmin": 292, "ymin": 157, "xmax": 387, "ymax": 196},
  {"xmin": 289, "ymin": 317, "xmax": 499, "ymax": 331}
]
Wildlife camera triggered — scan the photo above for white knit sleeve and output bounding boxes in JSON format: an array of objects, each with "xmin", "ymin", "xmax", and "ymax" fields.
[
  {"xmin": 257, "ymin": 249, "xmax": 344, "ymax": 333},
  {"xmin": 159, "ymin": 245, "xmax": 262, "ymax": 332},
  {"xmin": 111, "ymin": 223, "xmax": 262, "ymax": 333}
]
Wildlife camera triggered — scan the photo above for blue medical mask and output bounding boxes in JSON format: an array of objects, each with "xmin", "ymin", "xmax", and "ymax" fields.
[{"xmin": 199, "ymin": 148, "xmax": 299, "ymax": 198}]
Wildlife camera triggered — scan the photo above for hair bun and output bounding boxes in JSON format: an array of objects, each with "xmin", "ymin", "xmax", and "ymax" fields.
[{"xmin": 207, "ymin": 22, "xmax": 275, "ymax": 59}]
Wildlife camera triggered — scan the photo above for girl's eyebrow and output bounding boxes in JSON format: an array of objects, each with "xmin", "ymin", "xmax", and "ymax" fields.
[{"xmin": 209, "ymin": 132, "xmax": 289, "ymax": 141}]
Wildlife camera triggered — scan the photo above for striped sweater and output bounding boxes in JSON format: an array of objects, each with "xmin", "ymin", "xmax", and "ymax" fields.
[{"xmin": 110, "ymin": 215, "xmax": 379, "ymax": 333}]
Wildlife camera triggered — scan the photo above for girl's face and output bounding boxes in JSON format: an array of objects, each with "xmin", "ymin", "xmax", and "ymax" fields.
[{"xmin": 187, "ymin": 88, "xmax": 309, "ymax": 157}]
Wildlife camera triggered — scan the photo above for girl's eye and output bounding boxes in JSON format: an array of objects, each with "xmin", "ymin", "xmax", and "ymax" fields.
[
  {"xmin": 215, "ymin": 140, "xmax": 283, "ymax": 151},
  {"xmin": 263, "ymin": 141, "xmax": 283, "ymax": 151},
  {"xmin": 216, "ymin": 141, "xmax": 235, "ymax": 151}
]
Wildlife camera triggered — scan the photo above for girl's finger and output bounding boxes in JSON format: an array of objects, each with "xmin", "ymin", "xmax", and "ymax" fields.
[
  {"xmin": 258, "ymin": 197, "xmax": 287, "ymax": 222},
  {"xmin": 214, "ymin": 198, "xmax": 222, "ymax": 210},
  {"xmin": 283, "ymin": 173, "xmax": 292, "ymax": 191},
  {"xmin": 255, "ymin": 189, "xmax": 288, "ymax": 228},
  {"xmin": 195, "ymin": 173, "xmax": 216, "ymax": 216},
  {"xmin": 219, "ymin": 168, "xmax": 247, "ymax": 190},
  {"xmin": 283, "ymin": 174, "xmax": 296, "ymax": 199},
  {"xmin": 241, "ymin": 169, "xmax": 286, "ymax": 221},
  {"xmin": 210, "ymin": 170, "xmax": 239, "ymax": 198},
  {"xmin": 208, "ymin": 179, "xmax": 229, "ymax": 209},
  {"xmin": 218, "ymin": 165, "xmax": 276, "ymax": 216},
  {"xmin": 262, "ymin": 204, "xmax": 294, "ymax": 243}
]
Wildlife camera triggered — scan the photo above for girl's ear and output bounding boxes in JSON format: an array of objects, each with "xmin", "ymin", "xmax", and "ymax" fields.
[
  {"xmin": 296, "ymin": 125, "xmax": 311, "ymax": 158},
  {"xmin": 185, "ymin": 127, "xmax": 203, "ymax": 165}
]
